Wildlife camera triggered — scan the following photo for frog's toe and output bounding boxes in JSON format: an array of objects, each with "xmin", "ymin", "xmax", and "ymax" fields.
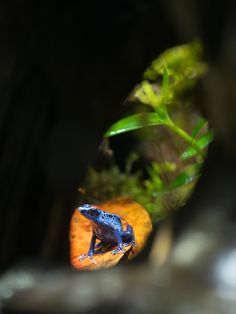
[
  {"xmin": 124, "ymin": 241, "xmax": 136, "ymax": 248},
  {"xmin": 111, "ymin": 247, "xmax": 125, "ymax": 255},
  {"xmin": 79, "ymin": 254, "xmax": 88, "ymax": 261},
  {"xmin": 123, "ymin": 242, "xmax": 130, "ymax": 247},
  {"xmin": 79, "ymin": 253, "xmax": 96, "ymax": 261}
]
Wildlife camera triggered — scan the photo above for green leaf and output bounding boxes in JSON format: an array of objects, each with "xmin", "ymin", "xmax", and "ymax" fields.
[
  {"xmin": 180, "ymin": 129, "xmax": 214, "ymax": 160},
  {"xmin": 167, "ymin": 171, "xmax": 197, "ymax": 189},
  {"xmin": 143, "ymin": 41, "xmax": 207, "ymax": 96},
  {"xmin": 134, "ymin": 81, "xmax": 161, "ymax": 108},
  {"xmin": 162, "ymin": 65, "xmax": 169, "ymax": 90},
  {"xmin": 104, "ymin": 113, "xmax": 165, "ymax": 137},
  {"xmin": 150, "ymin": 41, "xmax": 203, "ymax": 75},
  {"xmin": 150, "ymin": 162, "xmax": 176, "ymax": 175},
  {"xmin": 191, "ymin": 118, "xmax": 207, "ymax": 138},
  {"xmin": 166, "ymin": 163, "xmax": 202, "ymax": 190}
]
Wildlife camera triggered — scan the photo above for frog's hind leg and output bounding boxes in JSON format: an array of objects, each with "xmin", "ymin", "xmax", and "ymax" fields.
[
  {"xmin": 123, "ymin": 224, "xmax": 136, "ymax": 247},
  {"xmin": 94, "ymin": 240, "xmax": 116, "ymax": 254}
]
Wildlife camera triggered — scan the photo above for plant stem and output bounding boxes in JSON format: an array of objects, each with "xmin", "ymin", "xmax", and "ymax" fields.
[{"xmin": 166, "ymin": 118, "xmax": 205, "ymax": 159}]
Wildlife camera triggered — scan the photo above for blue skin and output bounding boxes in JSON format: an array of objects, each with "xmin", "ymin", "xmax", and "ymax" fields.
[{"xmin": 78, "ymin": 204, "xmax": 136, "ymax": 259}]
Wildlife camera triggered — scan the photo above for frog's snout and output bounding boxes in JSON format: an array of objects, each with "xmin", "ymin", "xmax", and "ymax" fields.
[
  {"xmin": 78, "ymin": 204, "xmax": 91, "ymax": 214},
  {"xmin": 78, "ymin": 204, "xmax": 100, "ymax": 219}
]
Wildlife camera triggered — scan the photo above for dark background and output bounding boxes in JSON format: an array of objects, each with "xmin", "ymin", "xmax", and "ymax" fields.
[{"xmin": 1, "ymin": 0, "xmax": 236, "ymax": 274}]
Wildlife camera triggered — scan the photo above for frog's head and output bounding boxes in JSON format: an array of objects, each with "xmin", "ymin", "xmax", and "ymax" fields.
[{"xmin": 78, "ymin": 204, "xmax": 100, "ymax": 221}]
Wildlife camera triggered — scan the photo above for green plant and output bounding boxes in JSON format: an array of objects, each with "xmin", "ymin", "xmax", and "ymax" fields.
[
  {"xmin": 81, "ymin": 41, "xmax": 214, "ymax": 221},
  {"xmin": 105, "ymin": 41, "xmax": 213, "ymax": 162}
]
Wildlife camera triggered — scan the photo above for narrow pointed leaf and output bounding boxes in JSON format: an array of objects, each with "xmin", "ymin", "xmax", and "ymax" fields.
[
  {"xmin": 166, "ymin": 171, "xmax": 197, "ymax": 189},
  {"xmin": 180, "ymin": 129, "xmax": 214, "ymax": 160},
  {"xmin": 104, "ymin": 113, "xmax": 165, "ymax": 137},
  {"xmin": 162, "ymin": 65, "xmax": 169, "ymax": 89},
  {"xmin": 191, "ymin": 117, "xmax": 207, "ymax": 138},
  {"xmin": 166, "ymin": 163, "xmax": 202, "ymax": 190}
]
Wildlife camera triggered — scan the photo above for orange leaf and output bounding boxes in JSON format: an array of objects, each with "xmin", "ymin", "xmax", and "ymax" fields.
[{"xmin": 70, "ymin": 197, "xmax": 153, "ymax": 270}]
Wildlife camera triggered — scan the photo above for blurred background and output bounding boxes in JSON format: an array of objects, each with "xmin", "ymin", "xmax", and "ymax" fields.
[
  {"xmin": 0, "ymin": 0, "xmax": 179, "ymax": 270},
  {"xmin": 1, "ymin": 0, "xmax": 236, "ymax": 313}
]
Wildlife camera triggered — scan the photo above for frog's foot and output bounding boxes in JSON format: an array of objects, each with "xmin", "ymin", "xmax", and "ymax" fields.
[
  {"xmin": 79, "ymin": 254, "xmax": 88, "ymax": 261},
  {"xmin": 124, "ymin": 241, "xmax": 136, "ymax": 248},
  {"xmin": 123, "ymin": 243, "xmax": 130, "ymax": 247},
  {"xmin": 111, "ymin": 247, "xmax": 125, "ymax": 255},
  {"xmin": 79, "ymin": 253, "xmax": 95, "ymax": 261}
]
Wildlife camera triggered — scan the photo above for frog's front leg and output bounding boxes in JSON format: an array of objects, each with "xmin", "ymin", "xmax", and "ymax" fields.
[
  {"xmin": 111, "ymin": 228, "xmax": 126, "ymax": 255},
  {"xmin": 87, "ymin": 232, "xmax": 97, "ymax": 257},
  {"xmin": 79, "ymin": 230, "xmax": 97, "ymax": 261}
]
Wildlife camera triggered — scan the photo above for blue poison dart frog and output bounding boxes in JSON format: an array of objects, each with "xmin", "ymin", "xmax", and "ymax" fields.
[{"xmin": 78, "ymin": 204, "xmax": 136, "ymax": 260}]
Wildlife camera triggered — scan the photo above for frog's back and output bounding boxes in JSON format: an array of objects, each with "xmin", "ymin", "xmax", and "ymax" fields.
[{"xmin": 98, "ymin": 210, "xmax": 123, "ymax": 232}]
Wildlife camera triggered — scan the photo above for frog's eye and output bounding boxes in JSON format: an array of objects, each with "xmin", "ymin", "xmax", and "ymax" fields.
[{"xmin": 88, "ymin": 209, "xmax": 99, "ymax": 217}]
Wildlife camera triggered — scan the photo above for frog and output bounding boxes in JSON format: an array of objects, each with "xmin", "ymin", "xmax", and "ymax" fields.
[{"xmin": 78, "ymin": 204, "xmax": 136, "ymax": 260}]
